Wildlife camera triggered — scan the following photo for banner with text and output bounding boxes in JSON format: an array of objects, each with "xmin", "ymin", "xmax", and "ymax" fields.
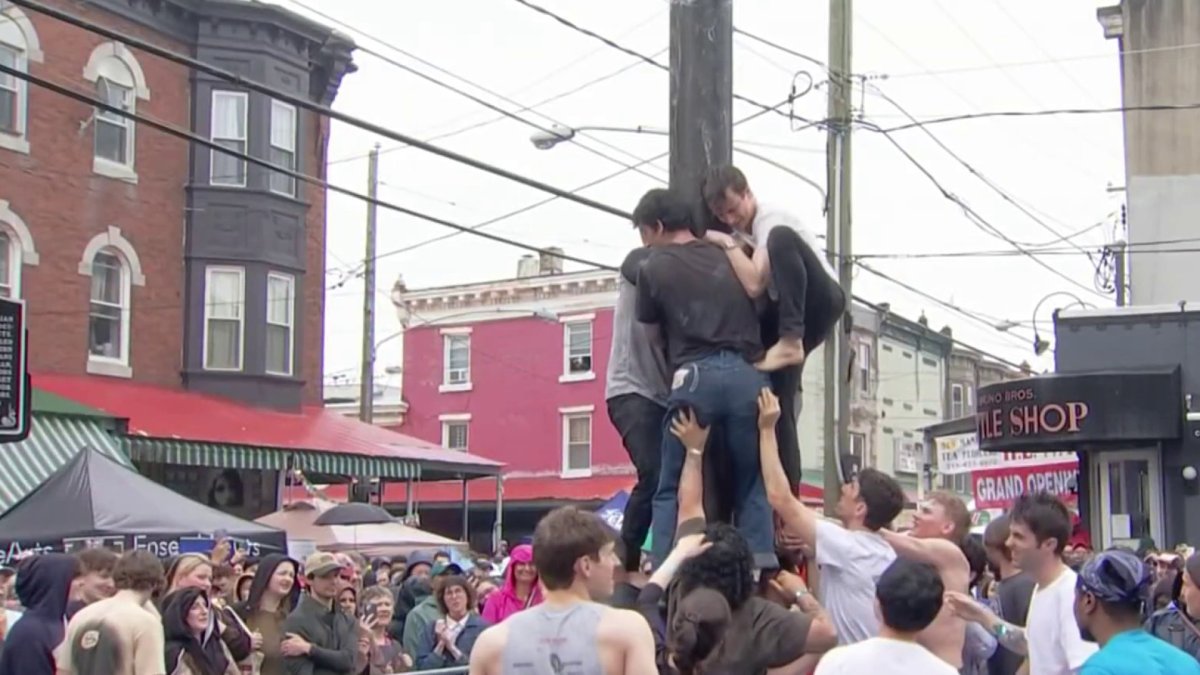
[
  {"xmin": 935, "ymin": 433, "xmax": 1076, "ymax": 475},
  {"xmin": 972, "ymin": 461, "xmax": 1079, "ymax": 510}
]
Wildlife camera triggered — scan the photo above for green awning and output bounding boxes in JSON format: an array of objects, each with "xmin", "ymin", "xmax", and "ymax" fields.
[
  {"xmin": 291, "ymin": 450, "xmax": 420, "ymax": 480},
  {"xmin": 0, "ymin": 413, "xmax": 130, "ymax": 512},
  {"xmin": 31, "ymin": 389, "xmax": 111, "ymax": 417},
  {"xmin": 125, "ymin": 437, "xmax": 288, "ymax": 470},
  {"xmin": 127, "ymin": 439, "xmax": 420, "ymax": 480}
]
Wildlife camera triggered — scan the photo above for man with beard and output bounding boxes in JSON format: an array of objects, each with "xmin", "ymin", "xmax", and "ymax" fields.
[
  {"xmin": 880, "ymin": 492, "xmax": 972, "ymax": 669},
  {"xmin": 468, "ymin": 507, "xmax": 656, "ymax": 674},
  {"xmin": 1072, "ymin": 548, "xmax": 1200, "ymax": 674},
  {"xmin": 946, "ymin": 492, "xmax": 1097, "ymax": 675}
]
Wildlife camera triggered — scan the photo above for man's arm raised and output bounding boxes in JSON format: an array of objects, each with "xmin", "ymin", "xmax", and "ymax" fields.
[
  {"xmin": 758, "ymin": 389, "xmax": 818, "ymax": 546},
  {"xmin": 668, "ymin": 408, "xmax": 709, "ymax": 526},
  {"xmin": 879, "ymin": 530, "xmax": 970, "ymax": 581}
]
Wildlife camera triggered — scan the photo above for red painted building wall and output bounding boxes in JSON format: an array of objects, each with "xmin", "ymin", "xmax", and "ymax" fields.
[{"xmin": 401, "ymin": 309, "xmax": 632, "ymax": 476}]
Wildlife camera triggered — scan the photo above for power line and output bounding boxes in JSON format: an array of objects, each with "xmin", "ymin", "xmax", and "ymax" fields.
[
  {"xmin": 348, "ymin": 102, "xmax": 796, "ymax": 276},
  {"xmin": 507, "ymin": 0, "xmax": 814, "ymax": 125},
  {"xmin": 733, "ymin": 27, "xmax": 829, "ymax": 71},
  {"xmin": 3, "ymin": 60, "xmax": 1034, "ymax": 369},
  {"xmin": 327, "ymin": 49, "xmax": 664, "ymax": 166},
  {"xmin": 6, "ymin": 0, "xmax": 634, "ymax": 221},
  {"xmin": 0, "ymin": 60, "xmax": 622, "ymax": 274},
  {"xmin": 874, "ymin": 103, "xmax": 1200, "ymax": 132},
  {"xmin": 286, "ymin": 0, "xmax": 668, "ymax": 181},
  {"xmin": 858, "ymin": 119, "xmax": 1109, "ymax": 300},
  {"xmin": 867, "ymin": 85, "xmax": 1097, "ymax": 258},
  {"xmin": 882, "ymin": 40, "xmax": 1200, "ymax": 81}
]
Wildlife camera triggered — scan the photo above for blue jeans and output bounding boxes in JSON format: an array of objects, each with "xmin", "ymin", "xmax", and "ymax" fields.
[{"xmin": 650, "ymin": 351, "xmax": 776, "ymax": 569}]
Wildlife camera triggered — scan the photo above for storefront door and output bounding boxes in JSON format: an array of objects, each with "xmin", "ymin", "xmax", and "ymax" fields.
[{"xmin": 1092, "ymin": 449, "xmax": 1163, "ymax": 550}]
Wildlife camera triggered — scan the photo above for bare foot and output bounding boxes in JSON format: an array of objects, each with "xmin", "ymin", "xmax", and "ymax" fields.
[{"xmin": 755, "ymin": 339, "xmax": 806, "ymax": 371}]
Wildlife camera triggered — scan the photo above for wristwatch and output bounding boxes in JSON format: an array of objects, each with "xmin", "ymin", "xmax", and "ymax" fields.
[
  {"xmin": 793, "ymin": 589, "xmax": 809, "ymax": 605},
  {"xmin": 992, "ymin": 622, "xmax": 1008, "ymax": 639}
]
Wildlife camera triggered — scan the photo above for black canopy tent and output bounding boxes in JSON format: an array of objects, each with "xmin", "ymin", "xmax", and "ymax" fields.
[{"xmin": 0, "ymin": 448, "xmax": 285, "ymax": 562}]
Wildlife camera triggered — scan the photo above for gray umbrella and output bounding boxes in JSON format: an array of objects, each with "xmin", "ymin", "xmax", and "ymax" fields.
[{"xmin": 313, "ymin": 503, "xmax": 395, "ymax": 526}]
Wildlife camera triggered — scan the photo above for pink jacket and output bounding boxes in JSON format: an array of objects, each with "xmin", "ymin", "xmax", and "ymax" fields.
[{"xmin": 481, "ymin": 544, "xmax": 543, "ymax": 623}]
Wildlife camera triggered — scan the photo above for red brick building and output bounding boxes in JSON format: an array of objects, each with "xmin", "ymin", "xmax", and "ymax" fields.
[{"xmin": 0, "ymin": 0, "xmax": 501, "ymax": 529}]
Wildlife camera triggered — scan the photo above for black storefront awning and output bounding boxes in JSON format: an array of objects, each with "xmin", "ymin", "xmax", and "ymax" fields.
[{"xmin": 976, "ymin": 369, "xmax": 1182, "ymax": 452}]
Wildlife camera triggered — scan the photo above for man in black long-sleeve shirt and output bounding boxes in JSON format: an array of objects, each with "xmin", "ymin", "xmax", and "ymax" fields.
[
  {"xmin": 281, "ymin": 552, "xmax": 357, "ymax": 675},
  {"xmin": 632, "ymin": 188, "xmax": 776, "ymax": 570}
]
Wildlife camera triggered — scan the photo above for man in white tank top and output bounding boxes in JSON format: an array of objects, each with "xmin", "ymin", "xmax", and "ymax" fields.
[{"xmin": 468, "ymin": 507, "xmax": 656, "ymax": 675}]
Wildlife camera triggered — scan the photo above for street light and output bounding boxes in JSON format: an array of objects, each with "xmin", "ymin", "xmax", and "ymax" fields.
[
  {"xmin": 994, "ymin": 291, "xmax": 1095, "ymax": 356},
  {"xmin": 529, "ymin": 124, "xmax": 827, "ymax": 202}
]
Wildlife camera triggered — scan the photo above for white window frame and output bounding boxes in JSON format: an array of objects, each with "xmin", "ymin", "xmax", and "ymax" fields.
[
  {"xmin": 951, "ymin": 383, "xmax": 975, "ymax": 419},
  {"xmin": 0, "ymin": 6, "xmax": 42, "ymax": 155},
  {"xmin": 0, "ymin": 229, "xmax": 17, "ymax": 299},
  {"xmin": 268, "ymin": 99, "xmax": 297, "ymax": 196},
  {"xmin": 202, "ymin": 266, "xmax": 245, "ymax": 372},
  {"xmin": 210, "ymin": 90, "xmax": 248, "ymax": 187},
  {"xmin": 856, "ymin": 341, "xmax": 871, "ymax": 395},
  {"xmin": 83, "ymin": 42, "xmax": 151, "ymax": 184},
  {"xmin": 560, "ymin": 405, "xmax": 594, "ymax": 477},
  {"xmin": 86, "ymin": 248, "xmax": 131, "ymax": 377},
  {"xmin": 92, "ymin": 75, "xmax": 135, "ymax": 175},
  {"xmin": 265, "ymin": 272, "xmax": 295, "ymax": 376},
  {"xmin": 559, "ymin": 313, "xmax": 596, "ymax": 383},
  {"xmin": 849, "ymin": 432, "xmax": 866, "ymax": 458},
  {"xmin": 0, "ymin": 43, "xmax": 26, "ymax": 151},
  {"xmin": 439, "ymin": 327, "xmax": 472, "ymax": 392},
  {"xmin": 439, "ymin": 413, "xmax": 471, "ymax": 452}
]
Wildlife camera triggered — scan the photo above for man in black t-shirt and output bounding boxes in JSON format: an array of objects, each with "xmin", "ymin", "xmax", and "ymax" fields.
[{"xmin": 631, "ymin": 188, "xmax": 776, "ymax": 571}]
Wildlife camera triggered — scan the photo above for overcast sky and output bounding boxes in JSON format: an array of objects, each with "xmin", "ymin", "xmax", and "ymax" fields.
[{"xmin": 281, "ymin": 0, "xmax": 1128, "ymax": 391}]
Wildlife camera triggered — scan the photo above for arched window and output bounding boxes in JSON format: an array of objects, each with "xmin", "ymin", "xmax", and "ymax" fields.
[
  {"xmin": 0, "ymin": 5, "xmax": 44, "ymax": 154},
  {"xmin": 0, "ymin": 199, "xmax": 38, "ymax": 298},
  {"xmin": 79, "ymin": 226, "xmax": 144, "ymax": 378},
  {"xmin": 83, "ymin": 42, "xmax": 149, "ymax": 182},
  {"xmin": 88, "ymin": 248, "xmax": 128, "ymax": 364}
]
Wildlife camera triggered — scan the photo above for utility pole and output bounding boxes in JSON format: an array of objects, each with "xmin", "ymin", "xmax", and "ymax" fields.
[
  {"xmin": 824, "ymin": 0, "xmax": 854, "ymax": 513},
  {"xmin": 668, "ymin": 0, "xmax": 733, "ymax": 229},
  {"xmin": 359, "ymin": 144, "xmax": 381, "ymax": 423},
  {"xmin": 1112, "ymin": 239, "xmax": 1127, "ymax": 306}
]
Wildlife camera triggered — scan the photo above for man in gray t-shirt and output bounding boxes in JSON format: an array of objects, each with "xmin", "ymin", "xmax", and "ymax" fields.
[{"xmin": 605, "ymin": 247, "xmax": 670, "ymax": 573}]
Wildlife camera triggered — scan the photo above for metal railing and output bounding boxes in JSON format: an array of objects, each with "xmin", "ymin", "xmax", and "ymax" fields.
[{"xmin": 410, "ymin": 667, "xmax": 468, "ymax": 675}]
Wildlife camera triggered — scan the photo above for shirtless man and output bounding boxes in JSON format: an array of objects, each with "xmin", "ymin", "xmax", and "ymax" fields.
[
  {"xmin": 468, "ymin": 507, "xmax": 656, "ymax": 675},
  {"xmin": 881, "ymin": 492, "xmax": 971, "ymax": 669}
]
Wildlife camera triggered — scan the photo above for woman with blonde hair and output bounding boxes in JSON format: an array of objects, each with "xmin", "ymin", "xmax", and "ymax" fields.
[{"xmin": 356, "ymin": 586, "xmax": 412, "ymax": 673}]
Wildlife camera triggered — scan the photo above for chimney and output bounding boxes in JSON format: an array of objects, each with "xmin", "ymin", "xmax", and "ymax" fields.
[
  {"xmin": 918, "ymin": 312, "xmax": 929, "ymax": 327},
  {"xmin": 539, "ymin": 247, "xmax": 564, "ymax": 276},
  {"xmin": 517, "ymin": 254, "xmax": 539, "ymax": 278}
]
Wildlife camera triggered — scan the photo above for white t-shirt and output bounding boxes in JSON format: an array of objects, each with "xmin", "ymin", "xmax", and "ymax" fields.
[
  {"xmin": 815, "ymin": 519, "xmax": 896, "ymax": 644},
  {"xmin": 1026, "ymin": 566, "xmax": 1098, "ymax": 675},
  {"xmin": 814, "ymin": 637, "xmax": 958, "ymax": 675},
  {"xmin": 741, "ymin": 202, "xmax": 839, "ymax": 280}
]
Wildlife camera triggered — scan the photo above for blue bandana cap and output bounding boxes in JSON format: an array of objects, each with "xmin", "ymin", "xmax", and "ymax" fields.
[{"xmin": 1077, "ymin": 548, "xmax": 1151, "ymax": 604}]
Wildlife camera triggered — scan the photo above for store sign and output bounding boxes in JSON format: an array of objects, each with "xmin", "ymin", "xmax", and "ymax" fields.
[
  {"xmin": 0, "ymin": 298, "xmax": 29, "ymax": 442},
  {"xmin": 976, "ymin": 371, "xmax": 1181, "ymax": 452},
  {"xmin": 972, "ymin": 461, "xmax": 1079, "ymax": 510},
  {"xmin": 935, "ymin": 433, "xmax": 1076, "ymax": 475}
]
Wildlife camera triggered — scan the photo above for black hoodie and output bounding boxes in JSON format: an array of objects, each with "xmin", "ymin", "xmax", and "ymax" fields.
[
  {"xmin": 162, "ymin": 588, "xmax": 228, "ymax": 675},
  {"xmin": 0, "ymin": 554, "xmax": 79, "ymax": 675},
  {"xmin": 234, "ymin": 554, "xmax": 301, "ymax": 619}
]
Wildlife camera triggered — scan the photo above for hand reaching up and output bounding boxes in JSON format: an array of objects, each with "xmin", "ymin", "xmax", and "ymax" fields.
[
  {"xmin": 669, "ymin": 408, "xmax": 710, "ymax": 452},
  {"xmin": 758, "ymin": 388, "xmax": 781, "ymax": 430}
]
